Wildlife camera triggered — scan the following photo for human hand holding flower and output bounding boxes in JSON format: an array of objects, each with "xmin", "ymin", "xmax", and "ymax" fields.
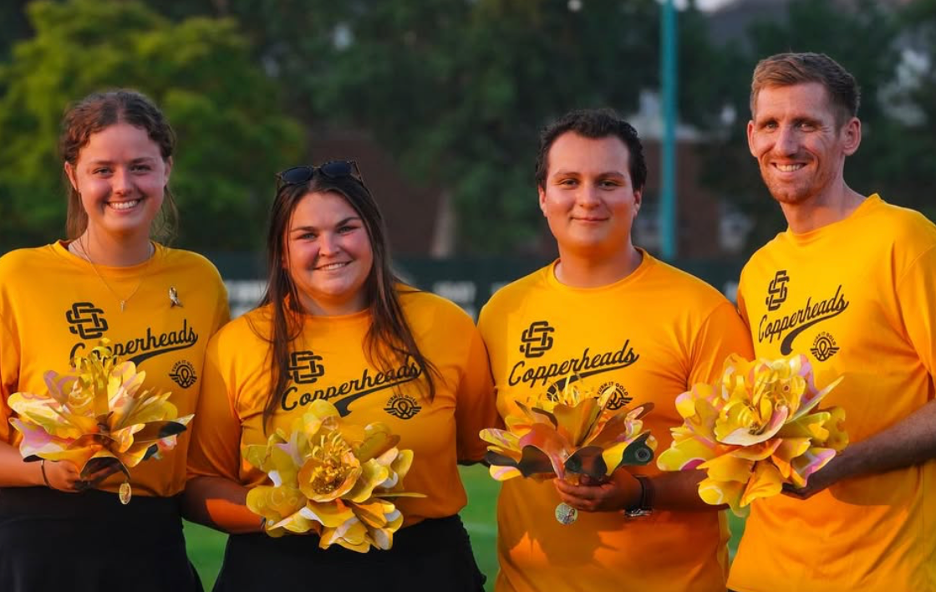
[
  {"xmin": 554, "ymin": 469, "xmax": 641, "ymax": 513},
  {"xmin": 480, "ymin": 377, "xmax": 656, "ymax": 523},
  {"xmin": 657, "ymin": 353, "xmax": 847, "ymax": 516},
  {"xmin": 40, "ymin": 459, "xmax": 83, "ymax": 492},
  {"xmin": 9, "ymin": 341, "xmax": 192, "ymax": 503},
  {"xmin": 245, "ymin": 399, "xmax": 422, "ymax": 552},
  {"xmin": 781, "ymin": 452, "xmax": 849, "ymax": 499}
]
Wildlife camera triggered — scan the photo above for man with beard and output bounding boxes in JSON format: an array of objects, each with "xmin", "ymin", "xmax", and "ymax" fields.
[{"xmin": 730, "ymin": 52, "xmax": 936, "ymax": 592}]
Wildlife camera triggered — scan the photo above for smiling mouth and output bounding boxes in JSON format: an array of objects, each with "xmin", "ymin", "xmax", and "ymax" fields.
[
  {"xmin": 316, "ymin": 262, "xmax": 350, "ymax": 271},
  {"xmin": 107, "ymin": 199, "xmax": 142, "ymax": 211},
  {"xmin": 774, "ymin": 163, "xmax": 805, "ymax": 172}
]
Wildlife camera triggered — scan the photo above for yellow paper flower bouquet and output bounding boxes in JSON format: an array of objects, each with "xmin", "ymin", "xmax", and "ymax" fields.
[
  {"xmin": 8, "ymin": 341, "xmax": 191, "ymax": 503},
  {"xmin": 657, "ymin": 353, "xmax": 847, "ymax": 516},
  {"xmin": 480, "ymin": 377, "xmax": 655, "ymax": 523},
  {"xmin": 245, "ymin": 400, "xmax": 422, "ymax": 552}
]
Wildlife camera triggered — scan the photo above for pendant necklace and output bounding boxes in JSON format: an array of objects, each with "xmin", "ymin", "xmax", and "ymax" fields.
[{"xmin": 71, "ymin": 238, "xmax": 155, "ymax": 312}]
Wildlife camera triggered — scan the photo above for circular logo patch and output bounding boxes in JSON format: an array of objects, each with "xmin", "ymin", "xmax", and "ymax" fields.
[
  {"xmin": 169, "ymin": 360, "xmax": 198, "ymax": 388},
  {"xmin": 599, "ymin": 382, "xmax": 632, "ymax": 410},
  {"xmin": 384, "ymin": 393, "xmax": 423, "ymax": 420}
]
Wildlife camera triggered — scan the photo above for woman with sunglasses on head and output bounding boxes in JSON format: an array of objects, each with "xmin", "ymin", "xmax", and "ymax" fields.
[
  {"xmin": 185, "ymin": 161, "xmax": 495, "ymax": 591},
  {"xmin": 0, "ymin": 89, "xmax": 229, "ymax": 592}
]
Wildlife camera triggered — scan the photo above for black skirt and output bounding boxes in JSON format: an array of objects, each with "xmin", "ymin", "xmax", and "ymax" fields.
[
  {"xmin": 214, "ymin": 515, "xmax": 485, "ymax": 592},
  {"xmin": 0, "ymin": 487, "xmax": 202, "ymax": 592}
]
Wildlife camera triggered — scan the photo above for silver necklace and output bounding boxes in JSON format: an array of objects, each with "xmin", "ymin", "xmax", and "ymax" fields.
[{"xmin": 70, "ymin": 238, "xmax": 155, "ymax": 312}]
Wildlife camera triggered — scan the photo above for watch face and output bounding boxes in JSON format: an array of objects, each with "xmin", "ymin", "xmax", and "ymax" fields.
[{"xmin": 623, "ymin": 508, "xmax": 652, "ymax": 518}]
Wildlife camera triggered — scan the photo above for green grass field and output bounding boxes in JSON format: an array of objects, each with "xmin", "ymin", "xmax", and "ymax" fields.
[{"xmin": 186, "ymin": 465, "xmax": 744, "ymax": 591}]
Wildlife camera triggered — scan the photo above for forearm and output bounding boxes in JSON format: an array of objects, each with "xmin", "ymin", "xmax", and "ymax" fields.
[
  {"xmin": 650, "ymin": 469, "xmax": 720, "ymax": 512},
  {"xmin": 830, "ymin": 399, "xmax": 936, "ymax": 483},
  {"xmin": 0, "ymin": 440, "xmax": 43, "ymax": 487},
  {"xmin": 182, "ymin": 475, "xmax": 263, "ymax": 534},
  {"xmin": 555, "ymin": 466, "xmax": 720, "ymax": 513}
]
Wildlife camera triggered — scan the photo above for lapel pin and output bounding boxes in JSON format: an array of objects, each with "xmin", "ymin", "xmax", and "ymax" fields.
[{"xmin": 169, "ymin": 286, "xmax": 183, "ymax": 308}]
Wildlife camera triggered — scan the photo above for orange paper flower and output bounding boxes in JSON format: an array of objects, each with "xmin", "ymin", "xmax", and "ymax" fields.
[
  {"xmin": 480, "ymin": 377, "xmax": 656, "ymax": 483},
  {"xmin": 657, "ymin": 354, "xmax": 847, "ymax": 516},
  {"xmin": 245, "ymin": 400, "xmax": 422, "ymax": 552},
  {"xmin": 8, "ymin": 341, "xmax": 190, "ymax": 503}
]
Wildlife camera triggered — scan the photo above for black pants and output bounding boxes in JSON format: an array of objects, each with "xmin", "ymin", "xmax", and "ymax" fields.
[
  {"xmin": 214, "ymin": 515, "xmax": 485, "ymax": 592},
  {"xmin": 0, "ymin": 487, "xmax": 202, "ymax": 592}
]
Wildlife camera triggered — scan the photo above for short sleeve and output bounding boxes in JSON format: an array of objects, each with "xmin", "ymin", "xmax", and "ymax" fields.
[
  {"xmin": 688, "ymin": 300, "xmax": 755, "ymax": 386},
  {"xmin": 895, "ymin": 244, "xmax": 936, "ymax": 381},
  {"xmin": 211, "ymin": 274, "xmax": 231, "ymax": 334},
  {"xmin": 0, "ymin": 318, "xmax": 19, "ymax": 444},
  {"xmin": 736, "ymin": 275, "xmax": 752, "ymax": 331},
  {"xmin": 187, "ymin": 334, "xmax": 243, "ymax": 481},
  {"xmin": 454, "ymin": 324, "xmax": 497, "ymax": 462}
]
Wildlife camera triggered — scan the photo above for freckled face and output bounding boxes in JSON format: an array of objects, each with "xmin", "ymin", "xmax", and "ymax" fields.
[
  {"xmin": 284, "ymin": 191, "xmax": 374, "ymax": 316},
  {"xmin": 539, "ymin": 132, "xmax": 641, "ymax": 258},
  {"xmin": 748, "ymin": 82, "xmax": 860, "ymax": 206}
]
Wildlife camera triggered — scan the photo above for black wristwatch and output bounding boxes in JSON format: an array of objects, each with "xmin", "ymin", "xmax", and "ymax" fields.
[{"xmin": 623, "ymin": 475, "xmax": 654, "ymax": 518}]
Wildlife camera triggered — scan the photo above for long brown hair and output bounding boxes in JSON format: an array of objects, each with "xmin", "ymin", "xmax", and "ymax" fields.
[
  {"xmin": 256, "ymin": 165, "xmax": 438, "ymax": 428},
  {"xmin": 59, "ymin": 89, "xmax": 179, "ymax": 242}
]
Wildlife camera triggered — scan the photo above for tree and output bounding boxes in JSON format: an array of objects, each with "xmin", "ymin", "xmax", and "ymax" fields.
[
  {"xmin": 677, "ymin": 1, "xmax": 750, "ymax": 131},
  {"xmin": 0, "ymin": 0, "xmax": 303, "ymax": 251},
  {"xmin": 156, "ymin": 0, "xmax": 661, "ymax": 253},
  {"xmin": 0, "ymin": 0, "xmax": 30, "ymax": 62},
  {"xmin": 303, "ymin": 0, "xmax": 663, "ymax": 252},
  {"xmin": 890, "ymin": 0, "xmax": 936, "ymax": 221}
]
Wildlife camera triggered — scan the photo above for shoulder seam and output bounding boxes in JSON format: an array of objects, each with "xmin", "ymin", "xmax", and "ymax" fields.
[{"xmin": 895, "ymin": 243, "xmax": 936, "ymax": 292}]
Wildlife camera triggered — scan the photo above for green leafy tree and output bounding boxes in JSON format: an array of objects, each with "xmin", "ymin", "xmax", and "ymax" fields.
[
  {"xmin": 891, "ymin": 0, "xmax": 936, "ymax": 221},
  {"xmin": 160, "ymin": 0, "xmax": 662, "ymax": 253},
  {"xmin": 312, "ymin": 0, "xmax": 664, "ymax": 252},
  {"xmin": 677, "ymin": 1, "xmax": 750, "ymax": 131},
  {"xmin": 0, "ymin": 0, "xmax": 303, "ymax": 251},
  {"xmin": 0, "ymin": 0, "xmax": 30, "ymax": 62}
]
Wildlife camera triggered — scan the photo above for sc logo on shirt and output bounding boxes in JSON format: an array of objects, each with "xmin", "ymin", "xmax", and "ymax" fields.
[
  {"xmin": 765, "ymin": 270, "xmax": 790, "ymax": 311},
  {"xmin": 519, "ymin": 321, "xmax": 555, "ymax": 358},
  {"xmin": 288, "ymin": 351, "xmax": 325, "ymax": 384},
  {"xmin": 65, "ymin": 302, "xmax": 109, "ymax": 339}
]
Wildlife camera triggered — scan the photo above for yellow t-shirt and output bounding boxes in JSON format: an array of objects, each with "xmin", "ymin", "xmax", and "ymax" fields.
[
  {"xmin": 187, "ymin": 289, "xmax": 497, "ymax": 524},
  {"xmin": 730, "ymin": 195, "xmax": 936, "ymax": 592},
  {"xmin": 0, "ymin": 241, "xmax": 230, "ymax": 497},
  {"xmin": 478, "ymin": 251, "xmax": 754, "ymax": 592}
]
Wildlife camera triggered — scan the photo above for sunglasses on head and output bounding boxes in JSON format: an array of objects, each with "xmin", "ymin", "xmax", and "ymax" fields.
[{"xmin": 276, "ymin": 160, "xmax": 365, "ymax": 190}]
